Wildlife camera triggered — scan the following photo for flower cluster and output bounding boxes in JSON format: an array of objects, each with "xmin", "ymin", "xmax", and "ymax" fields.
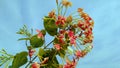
[
  {"xmin": 77, "ymin": 8, "xmax": 94, "ymax": 45},
  {"xmin": 0, "ymin": 0, "xmax": 94, "ymax": 68}
]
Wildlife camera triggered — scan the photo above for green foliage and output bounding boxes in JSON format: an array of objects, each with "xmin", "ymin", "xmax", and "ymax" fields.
[
  {"xmin": 30, "ymin": 35, "xmax": 44, "ymax": 48},
  {"xmin": 18, "ymin": 38, "xmax": 30, "ymax": 41},
  {"xmin": 41, "ymin": 29, "xmax": 46, "ymax": 36},
  {"xmin": 0, "ymin": 0, "xmax": 94, "ymax": 68},
  {"xmin": 17, "ymin": 25, "xmax": 32, "ymax": 38},
  {"xmin": 0, "ymin": 49, "xmax": 13, "ymax": 67},
  {"xmin": 8, "ymin": 66, "xmax": 12, "ymax": 68},
  {"xmin": 40, "ymin": 49, "xmax": 59, "ymax": 68},
  {"xmin": 44, "ymin": 17, "xmax": 58, "ymax": 36},
  {"xmin": 38, "ymin": 48, "xmax": 45, "ymax": 57},
  {"xmin": 58, "ymin": 49, "xmax": 66, "ymax": 58},
  {"xmin": 11, "ymin": 51, "xmax": 28, "ymax": 68}
]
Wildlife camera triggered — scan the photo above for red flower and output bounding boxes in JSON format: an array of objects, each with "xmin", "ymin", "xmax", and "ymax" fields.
[
  {"xmin": 58, "ymin": 34, "xmax": 65, "ymax": 44},
  {"xmin": 75, "ymin": 50, "xmax": 82, "ymax": 59},
  {"xmin": 64, "ymin": 64, "xmax": 70, "ymax": 68},
  {"xmin": 70, "ymin": 38, "xmax": 76, "ymax": 45},
  {"xmin": 56, "ymin": 16, "xmax": 66, "ymax": 26},
  {"xmin": 68, "ymin": 31, "xmax": 74, "ymax": 37},
  {"xmin": 54, "ymin": 44, "xmax": 61, "ymax": 50},
  {"xmin": 64, "ymin": 58, "xmax": 76, "ymax": 68},
  {"xmin": 68, "ymin": 31, "xmax": 77, "ymax": 45},
  {"xmin": 36, "ymin": 29, "xmax": 43, "ymax": 39},
  {"xmin": 29, "ymin": 49, "xmax": 35, "ymax": 58},
  {"xmin": 80, "ymin": 50, "xmax": 87, "ymax": 57},
  {"xmin": 59, "ymin": 29, "xmax": 66, "ymax": 34},
  {"xmin": 31, "ymin": 62, "xmax": 40, "ymax": 68},
  {"xmin": 77, "ymin": 20, "xmax": 89, "ymax": 30},
  {"xmin": 84, "ymin": 27, "xmax": 92, "ymax": 37}
]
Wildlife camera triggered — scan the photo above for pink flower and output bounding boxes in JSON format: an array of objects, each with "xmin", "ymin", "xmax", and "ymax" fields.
[
  {"xmin": 54, "ymin": 44, "xmax": 61, "ymax": 50},
  {"xmin": 71, "ymin": 58, "xmax": 77, "ymax": 67},
  {"xmin": 31, "ymin": 62, "xmax": 40, "ymax": 68},
  {"xmin": 56, "ymin": 16, "xmax": 66, "ymax": 26},
  {"xmin": 59, "ymin": 34, "xmax": 64, "ymax": 38},
  {"xmin": 64, "ymin": 58, "xmax": 76, "ymax": 68},
  {"xmin": 29, "ymin": 49, "xmax": 35, "ymax": 58},
  {"xmin": 70, "ymin": 38, "xmax": 76, "ymax": 45},
  {"xmin": 84, "ymin": 27, "xmax": 92, "ymax": 37},
  {"xmin": 36, "ymin": 29, "xmax": 43, "ymax": 39},
  {"xmin": 77, "ymin": 20, "xmax": 88, "ymax": 30},
  {"xmin": 68, "ymin": 31, "xmax": 77, "ymax": 45},
  {"xmin": 68, "ymin": 31, "xmax": 74, "ymax": 37},
  {"xmin": 64, "ymin": 64, "xmax": 71, "ymax": 68},
  {"xmin": 58, "ymin": 34, "xmax": 65, "ymax": 44},
  {"xmin": 59, "ymin": 29, "xmax": 66, "ymax": 34},
  {"xmin": 75, "ymin": 50, "xmax": 82, "ymax": 59}
]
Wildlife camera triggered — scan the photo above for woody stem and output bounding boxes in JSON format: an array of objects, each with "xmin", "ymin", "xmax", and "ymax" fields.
[{"xmin": 44, "ymin": 40, "xmax": 54, "ymax": 49}]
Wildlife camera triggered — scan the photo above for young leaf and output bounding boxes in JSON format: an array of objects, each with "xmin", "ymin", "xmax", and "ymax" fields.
[
  {"xmin": 38, "ymin": 48, "xmax": 45, "ymax": 56},
  {"xmin": 12, "ymin": 51, "xmax": 28, "ymax": 68},
  {"xmin": 18, "ymin": 38, "xmax": 30, "ymax": 41},
  {"xmin": 17, "ymin": 25, "xmax": 32, "ymax": 37},
  {"xmin": 30, "ymin": 35, "xmax": 44, "ymax": 48},
  {"xmin": 44, "ymin": 17, "xmax": 58, "ymax": 36},
  {"xmin": 38, "ymin": 48, "xmax": 45, "ymax": 61}
]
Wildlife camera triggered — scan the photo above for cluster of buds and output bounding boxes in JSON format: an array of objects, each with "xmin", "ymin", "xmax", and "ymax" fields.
[
  {"xmin": 75, "ymin": 44, "xmax": 93, "ymax": 58},
  {"xmin": 77, "ymin": 8, "xmax": 94, "ymax": 45},
  {"xmin": 0, "ymin": 0, "xmax": 95, "ymax": 68},
  {"xmin": 54, "ymin": 29, "xmax": 78, "ymax": 51},
  {"xmin": 75, "ymin": 50, "xmax": 87, "ymax": 59},
  {"xmin": 56, "ymin": 15, "xmax": 66, "ymax": 27},
  {"xmin": 48, "ymin": 10, "xmax": 56, "ymax": 19},
  {"xmin": 41, "ymin": 0, "xmax": 94, "ymax": 68},
  {"xmin": 67, "ymin": 30, "xmax": 77, "ymax": 46}
]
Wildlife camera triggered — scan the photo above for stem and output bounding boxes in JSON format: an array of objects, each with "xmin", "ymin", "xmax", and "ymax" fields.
[
  {"xmin": 25, "ymin": 56, "xmax": 37, "ymax": 68},
  {"xmin": 44, "ymin": 40, "xmax": 54, "ymax": 49},
  {"xmin": 57, "ymin": 2, "xmax": 62, "ymax": 15},
  {"xmin": 57, "ymin": 2, "xmax": 59, "ymax": 15},
  {"xmin": 51, "ymin": 50, "xmax": 57, "ymax": 61},
  {"xmin": 25, "ymin": 40, "xmax": 28, "ymax": 48},
  {"xmin": 69, "ymin": 11, "xmax": 77, "ymax": 16},
  {"xmin": 60, "ymin": 5, "xmax": 63, "ymax": 15},
  {"xmin": 63, "ymin": 7, "xmax": 68, "ymax": 17},
  {"xmin": 76, "ymin": 40, "xmax": 82, "ymax": 50}
]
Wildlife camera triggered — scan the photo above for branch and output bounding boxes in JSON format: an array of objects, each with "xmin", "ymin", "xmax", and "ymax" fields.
[{"xmin": 25, "ymin": 56, "xmax": 37, "ymax": 68}]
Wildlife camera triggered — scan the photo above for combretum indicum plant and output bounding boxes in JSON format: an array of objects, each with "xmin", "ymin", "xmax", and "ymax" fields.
[{"xmin": 0, "ymin": 0, "xmax": 94, "ymax": 68}]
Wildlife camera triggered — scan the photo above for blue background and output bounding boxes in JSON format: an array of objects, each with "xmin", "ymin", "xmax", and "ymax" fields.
[{"xmin": 0, "ymin": 0, "xmax": 120, "ymax": 68}]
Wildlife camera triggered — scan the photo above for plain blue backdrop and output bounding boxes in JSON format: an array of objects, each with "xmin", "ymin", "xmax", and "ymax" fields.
[{"xmin": 0, "ymin": 0, "xmax": 120, "ymax": 68}]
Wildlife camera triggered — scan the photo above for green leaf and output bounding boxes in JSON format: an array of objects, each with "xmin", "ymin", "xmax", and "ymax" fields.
[
  {"xmin": 41, "ymin": 49, "xmax": 59, "ymax": 68},
  {"xmin": 38, "ymin": 48, "xmax": 45, "ymax": 56},
  {"xmin": 16, "ymin": 25, "xmax": 32, "ymax": 37},
  {"xmin": 41, "ymin": 29, "xmax": 46, "ymax": 36},
  {"xmin": 18, "ymin": 38, "xmax": 30, "ymax": 41},
  {"xmin": 58, "ymin": 49, "xmax": 66, "ymax": 58},
  {"xmin": 38, "ymin": 48, "xmax": 45, "ymax": 61},
  {"xmin": 12, "ymin": 51, "xmax": 28, "ymax": 68},
  {"xmin": 44, "ymin": 17, "xmax": 58, "ymax": 36},
  {"xmin": 30, "ymin": 35, "xmax": 44, "ymax": 48},
  {"xmin": 8, "ymin": 66, "xmax": 12, "ymax": 68}
]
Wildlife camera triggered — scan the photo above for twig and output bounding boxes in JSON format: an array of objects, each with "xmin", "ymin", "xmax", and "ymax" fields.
[
  {"xmin": 44, "ymin": 40, "xmax": 54, "ymax": 49},
  {"xmin": 25, "ymin": 56, "xmax": 37, "ymax": 68}
]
